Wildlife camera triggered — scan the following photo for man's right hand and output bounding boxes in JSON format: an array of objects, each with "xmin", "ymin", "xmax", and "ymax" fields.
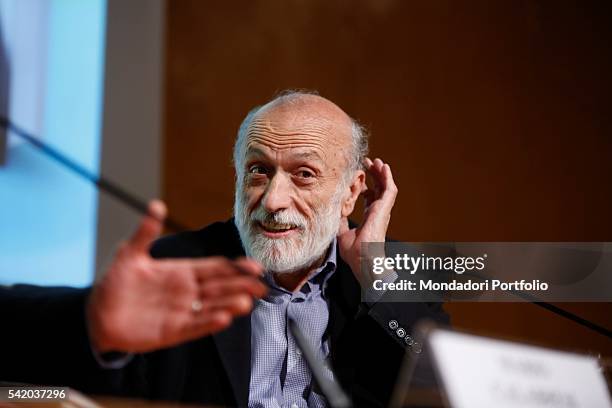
[{"xmin": 87, "ymin": 200, "xmax": 267, "ymax": 354}]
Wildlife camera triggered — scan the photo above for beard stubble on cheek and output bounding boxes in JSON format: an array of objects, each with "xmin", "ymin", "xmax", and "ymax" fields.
[{"xmin": 234, "ymin": 181, "xmax": 345, "ymax": 274}]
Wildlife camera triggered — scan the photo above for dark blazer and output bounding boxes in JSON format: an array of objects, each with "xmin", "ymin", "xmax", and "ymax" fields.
[{"xmin": 0, "ymin": 219, "xmax": 448, "ymax": 407}]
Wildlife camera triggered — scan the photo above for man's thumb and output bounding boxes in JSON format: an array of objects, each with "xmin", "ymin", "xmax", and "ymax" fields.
[{"xmin": 129, "ymin": 200, "xmax": 167, "ymax": 253}]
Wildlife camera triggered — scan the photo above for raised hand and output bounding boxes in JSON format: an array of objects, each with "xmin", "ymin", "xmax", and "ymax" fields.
[
  {"xmin": 87, "ymin": 200, "xmax": 267, "ymax": 353},
  {"xmin": 337, "ymin": 158, "xmax": 398, "ymax": 286}
]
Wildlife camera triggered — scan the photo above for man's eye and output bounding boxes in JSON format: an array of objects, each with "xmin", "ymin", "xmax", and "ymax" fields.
[
  {"xmin": 296, "ymin": 170, "xmax": 314, "ymax": 179},
  {"xmin": 248, "ymin": 165, "xmax": 267, "ymax": 175}
]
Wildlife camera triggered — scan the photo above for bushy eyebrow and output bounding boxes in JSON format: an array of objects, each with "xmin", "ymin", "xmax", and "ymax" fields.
[{"xmin": 244, "ymin": 147, "xmax": 268, "ymax": 159}]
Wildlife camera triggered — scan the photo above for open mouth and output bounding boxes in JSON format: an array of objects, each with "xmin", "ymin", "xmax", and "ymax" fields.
[{"xmin": 257, "ymin": 220, "xmax": 300, "ymax": 237}]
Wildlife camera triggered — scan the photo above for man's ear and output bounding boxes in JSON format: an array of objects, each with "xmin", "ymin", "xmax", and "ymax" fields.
[{"xmin": 341, "ymin": 170, "xmax": 366, "ymax": 217}]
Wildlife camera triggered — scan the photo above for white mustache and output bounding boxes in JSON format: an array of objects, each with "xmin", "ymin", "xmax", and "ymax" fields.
[{"xmin": 250, "ymin": 206, "xmax": 307, "ymax": 230}]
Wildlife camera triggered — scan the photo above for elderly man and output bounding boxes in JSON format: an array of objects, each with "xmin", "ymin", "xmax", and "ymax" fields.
[{"xmin": 1, "ymin": 91, "xmax": 447, "ymax": 407}]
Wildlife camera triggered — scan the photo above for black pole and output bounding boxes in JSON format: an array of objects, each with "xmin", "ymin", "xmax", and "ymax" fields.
[{"xmin": 0, "ymin": 116, "xmax": 187, "ymax": 232}]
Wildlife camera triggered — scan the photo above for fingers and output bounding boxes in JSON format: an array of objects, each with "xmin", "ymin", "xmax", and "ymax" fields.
[
  {"xmin": 360, "ymin": 158, "xmax": 398, "ymax": 239},
  {"xmin": 193, "ymin": 259, "xmax": 267, "ymax": 314},
  {"xmin": 129, "ymin": 200, "xmax": 167, "ymax": 253},
  {"xmin": 157, "ymin": 256, "xmax": 263, "ymax": 280},
  {"xmin": 157, "ymin": 255, "xmax": 267, "ymax": 305},
  {"xmin": 234, "ymin": 257, "xmax": 264, "ymax": 277},
  {"xmin": 153, "ymin": 255, "xmax": 266, "ymax": 344},
  {"xmin": 182, "ymin": 310, "xmax": 233, "ymax": 340},
  {"xmin": 365, "ymin": 158, "xmax": 385, "ymax": 190},
  {"xmin": 380, "ymin": 162, "xmax": 398, "ymax": 202},
  {"xmin": 363, "ymin": 157, "xmax": 398, "ymax": 206},
  {"xmin": 199, "ymin": 275, "xmax": 267, "ymax": 299},
  {"xmin": 198, "ymin": 294, "xmax": 254, "ymax": 316},
  {"xmin": 181, "ymin": 294, "xmax": 254, "ymax": 341}
]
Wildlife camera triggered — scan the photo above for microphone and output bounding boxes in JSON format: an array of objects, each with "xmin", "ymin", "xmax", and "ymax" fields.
[{"xmin": 288, "ymin": 318, "xmax": 352, "ymax": 408}]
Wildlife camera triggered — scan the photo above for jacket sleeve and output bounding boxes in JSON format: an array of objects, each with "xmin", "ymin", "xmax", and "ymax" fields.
[
  {"xmin": 367, "ymin": 299, "xmax": 449, "ymax": 350},
  {"xmin": 0, "ymin": 284, "xmax": 148, "ymax": 396}
]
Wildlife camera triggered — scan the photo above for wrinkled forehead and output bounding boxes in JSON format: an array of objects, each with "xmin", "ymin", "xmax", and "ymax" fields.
[{"xmin": 244, "ymin": 97, "xmax": 353, "ymax": 163}]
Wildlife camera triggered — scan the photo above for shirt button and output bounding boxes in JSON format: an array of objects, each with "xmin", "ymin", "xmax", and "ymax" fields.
[
  {"xmin": 396, "ymin": 328, "xmax": 406, "ymax": 338},
  {"xmin": 388, "ymin": 320, "xmax": 399, "ymax": 330},
  {"xmin": 296, "ymin": 348, "xmax": 302, "ymax": 356},
  {"xmin": 404, "ymin": 335, "xmax": 414, "ymax": 346},
  {"xmin": 412, "ymin": 341, "xmax": 422, "ymax": 354}
]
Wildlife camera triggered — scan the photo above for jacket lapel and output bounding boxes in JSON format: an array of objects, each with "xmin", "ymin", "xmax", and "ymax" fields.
[
  {"xmin": 326, "ymin": 251, "xmax": 362, "ymax": 386},
  {"xmin": 213, "ymin": 314, "xmax": 252, "ymax": 407}
]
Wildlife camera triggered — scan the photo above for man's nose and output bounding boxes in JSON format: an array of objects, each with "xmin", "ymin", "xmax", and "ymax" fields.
[{"xmin": 262, "ymin": 173, "xmax": 292, "ymax": 213}]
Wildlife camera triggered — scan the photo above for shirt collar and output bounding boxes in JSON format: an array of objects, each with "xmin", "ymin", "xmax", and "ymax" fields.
[
  {"xmin": 264, "ymin": 237, "xmax": 338, "ymax": 296},
  {"xmin": 309, "ymin": 236, "xmax": 337, "ymax": 288}
]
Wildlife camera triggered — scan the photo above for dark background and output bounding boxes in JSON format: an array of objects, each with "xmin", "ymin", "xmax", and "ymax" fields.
[{"xmin": 160, "ymin": 1, "xmax": 612, "ymax": 355}]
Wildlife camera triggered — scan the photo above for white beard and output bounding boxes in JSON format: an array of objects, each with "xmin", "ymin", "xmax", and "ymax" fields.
[{"xmin": 234, "ymin": 184, "xmax": 344, "ymax": 274}]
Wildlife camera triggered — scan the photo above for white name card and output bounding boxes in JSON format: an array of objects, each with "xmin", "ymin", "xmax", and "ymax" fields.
[{"xmin": 429, "ymin": 330, "xmax": 611, "ymax": 408}]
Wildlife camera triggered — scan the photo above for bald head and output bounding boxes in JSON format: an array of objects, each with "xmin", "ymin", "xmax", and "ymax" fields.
[
  {"xmin": 254, "ymin": 93, "xmax": 353, "ymax": 142},
  {"xmin": 233, "ymin": 91, "xmax": 368, "ymax": 181}
]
